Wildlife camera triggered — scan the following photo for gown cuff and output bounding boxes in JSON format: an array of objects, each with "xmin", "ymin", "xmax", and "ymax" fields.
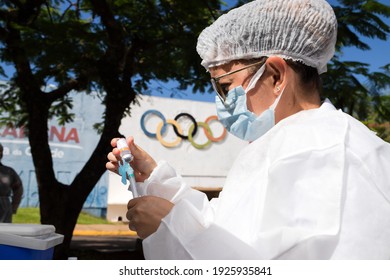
[{"xmin": 135, "ymin": 160, "xmax": 189, "ymax": 202}]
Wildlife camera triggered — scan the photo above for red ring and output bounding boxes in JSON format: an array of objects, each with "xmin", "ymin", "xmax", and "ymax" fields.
[{"xmin": 204, "ymin": 115, "xmax": 227, "ymax": 142}]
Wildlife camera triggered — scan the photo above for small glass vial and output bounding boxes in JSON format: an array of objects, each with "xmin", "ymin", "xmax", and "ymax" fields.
[{"xmin": 117, "ymin": 138, "xmax": 133, "ymax": 162}]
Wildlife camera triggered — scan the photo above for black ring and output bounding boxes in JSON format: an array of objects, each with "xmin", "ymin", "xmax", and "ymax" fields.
[{"xmin": 173, "ymin": 113, "xmax": 198, "ymax": 140}]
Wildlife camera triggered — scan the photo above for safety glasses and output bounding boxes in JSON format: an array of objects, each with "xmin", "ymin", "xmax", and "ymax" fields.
[{"xmin": 211, "ymin": 58, "xmax": 267, "ymax": 102}]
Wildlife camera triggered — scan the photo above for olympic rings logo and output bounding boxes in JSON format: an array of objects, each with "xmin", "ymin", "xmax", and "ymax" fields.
[{"xmin": 140, "ymin": 110, "xmax": 227, "ymax": 149}]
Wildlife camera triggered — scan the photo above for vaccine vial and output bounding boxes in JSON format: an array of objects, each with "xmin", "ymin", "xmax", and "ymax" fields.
[{"xmin": 117, "ymin": 138, "xmax": 133, "ymax": 162}]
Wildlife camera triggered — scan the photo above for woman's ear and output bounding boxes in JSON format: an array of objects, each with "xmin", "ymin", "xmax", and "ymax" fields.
[{"xmin": 265, "ymin": 56, "xmax": 287, "ymax": 94}]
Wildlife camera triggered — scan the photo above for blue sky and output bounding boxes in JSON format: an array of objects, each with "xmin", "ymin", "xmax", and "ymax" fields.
[{"xmin": 327, "ymin": 0, "xmax": 390, "ymax": 72}]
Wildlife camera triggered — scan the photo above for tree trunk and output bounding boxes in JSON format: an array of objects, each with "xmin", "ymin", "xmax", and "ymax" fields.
[
  {"xmin": 5, "ymin": 0, "xmax": 137, "ymax": 259},
  {"xmin": 44, "ymin": 86, "xmax": 134, "ymax": 259}
]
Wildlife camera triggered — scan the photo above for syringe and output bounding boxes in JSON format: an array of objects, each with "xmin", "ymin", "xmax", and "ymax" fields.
[
  {"xmin": 127, "ymin": 169, "xmax": 138, "ymax": 197},
  {"xmin": 117, "ymin": 138, "xmax": 138, "ymax": 197}
]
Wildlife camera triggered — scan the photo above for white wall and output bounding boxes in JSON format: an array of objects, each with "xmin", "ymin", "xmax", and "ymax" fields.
[{"xmin": 106, "ymin": 96, "xmax": 248, "ymax": 221}]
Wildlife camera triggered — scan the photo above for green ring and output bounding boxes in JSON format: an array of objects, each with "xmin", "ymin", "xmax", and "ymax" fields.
[{"xmin": 188, "ymin": 122, "xmax": 212, "ymax": 149}]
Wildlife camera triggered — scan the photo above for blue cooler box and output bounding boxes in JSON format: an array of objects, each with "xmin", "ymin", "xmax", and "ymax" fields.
[{"xmin": 0, "ymin": 223, "xmax": 64, "ymax": 260}]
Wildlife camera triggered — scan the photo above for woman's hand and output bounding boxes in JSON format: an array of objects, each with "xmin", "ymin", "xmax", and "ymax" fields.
[
  {"xmin": 106, "ymin": 136, "xmax": 157, "ymax": 182},
  {"xmin": 127, "ymin": 196, "xmax": 174, "ymax": 239}
]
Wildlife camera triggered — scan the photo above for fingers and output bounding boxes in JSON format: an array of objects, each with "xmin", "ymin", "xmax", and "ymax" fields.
[
  {"xmin": 127, "ymin": 216, "xmax": 137, "ymax": 231},
  {"xmin": 107, "ymin": 149, "xmax": 121, "ymax": 161},
  {"xmin": 106, "ymin": 147, "xmax": 121, "ymax": 174},
  {"xmin": 126, "ymin": 196, "xmax": 174, "ymax": 239},
  {"xmin": 126, "ymin": 136, "xmax": 142, "ymax": 159},
  {"xmin": 106, "ymin": 137, "xmax": 125, "ymax": 174},
  {"xmin": 127, "ymin": 197, "xmax": 145, "ymax": 236},
  {"xmin": 110, "ymin": 138, "xmax": 123, "ymax": 158},
  {"xmin": 126, "ymin": 198, "xmax": 138, "ymax": 232},
  {"xmin": 127, "ymin": 197, "xmax": 139, "ymax": 209},
  {"xmin": 126, "ymin": 137, "xmax": 157, "ymax": 180},
  {"xmin": 112, "ymin": 136, "xmax": 139, "ymax": 159},
  {"xmin": 107, "ymin": 136, "xmax": 157, "ymax": 182},
  {"xmin": 105, "ymin": 160, "xmax": 118, "ymax": 173},
  {"xmin": 110, "ymin": 137, "xmax": 119, "ymax": 148}
]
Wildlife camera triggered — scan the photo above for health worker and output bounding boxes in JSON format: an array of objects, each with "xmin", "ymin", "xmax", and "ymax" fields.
[{"xmin": 106, "ymin": 0, "xmax": 390, "ymax": 259}]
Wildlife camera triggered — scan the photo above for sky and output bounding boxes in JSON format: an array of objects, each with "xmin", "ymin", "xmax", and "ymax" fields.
[
  {"xmin": 1, "ymin": 0, "xmax": 389, "ymax": 103},
  {"xmin": 326, "ymin": 0, "xmax": 390, "ymax": 69}
]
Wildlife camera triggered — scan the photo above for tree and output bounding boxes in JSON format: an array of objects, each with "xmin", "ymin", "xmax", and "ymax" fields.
[
  {"xmin": 323, "ymin": 0, "xmax": 390, "ymax": 123},
  {"xmin": 0, "ymin": 0, "xmax": 389, "ymax": 260},
  {"xmin": 0, "ymin": 0, "xmax": 221, "ymax": 259}
]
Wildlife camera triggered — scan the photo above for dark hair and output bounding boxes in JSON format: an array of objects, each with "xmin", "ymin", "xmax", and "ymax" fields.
[{"xmin": 285, "ymin": 59, "xmax": 321, "ymax": 92}]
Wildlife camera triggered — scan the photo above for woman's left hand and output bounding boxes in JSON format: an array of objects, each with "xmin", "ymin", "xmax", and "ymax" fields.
[{"xmin": 126, "ymin": 196, "xmax": 174, "ymax": 239}]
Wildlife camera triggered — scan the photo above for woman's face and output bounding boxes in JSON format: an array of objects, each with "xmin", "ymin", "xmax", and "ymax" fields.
[{"xmin": 209, "ymin": 61, "xmax": 276, "ymax": 116}]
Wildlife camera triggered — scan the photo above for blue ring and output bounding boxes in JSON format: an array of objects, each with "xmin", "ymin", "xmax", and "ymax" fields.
[{"xmin": 140, "ymin": 110, "xmax": 167, "ymax": 138}]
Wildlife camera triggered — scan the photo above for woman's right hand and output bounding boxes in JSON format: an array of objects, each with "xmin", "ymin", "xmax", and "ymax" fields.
[{"xmin": 106, "ymin": 136, "xmax": 157, "ymax": 182}]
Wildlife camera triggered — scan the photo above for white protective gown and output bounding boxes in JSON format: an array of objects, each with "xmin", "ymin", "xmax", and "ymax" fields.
[{"xmin": 135, "ymin": 100, "xmax": 390, "ymax": 259}]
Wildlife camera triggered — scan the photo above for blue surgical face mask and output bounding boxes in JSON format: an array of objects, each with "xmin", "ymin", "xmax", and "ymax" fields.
[{"xmin": 216, "ymin": 64, "xmax": 284, "ymax": 142}]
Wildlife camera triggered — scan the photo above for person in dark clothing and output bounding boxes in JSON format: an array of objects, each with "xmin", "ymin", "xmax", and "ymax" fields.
[{"xmin": 0, "ymin": 143, "xmax": 23, "ymax": 223}]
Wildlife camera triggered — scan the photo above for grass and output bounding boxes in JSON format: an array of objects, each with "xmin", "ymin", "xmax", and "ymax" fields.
[{"xmin": 13, "ymin": 207, "xmax": 111, "ymax": 224}]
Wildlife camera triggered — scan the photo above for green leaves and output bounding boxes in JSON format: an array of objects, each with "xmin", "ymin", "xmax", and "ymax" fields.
[
  {"xmin": 325, "ymin": 0, "xmax": 390, "ymax": 133},
  {"xmin": 0, "ymin": 83, "xmax": 28, "ymax": 128},
  {"xmin": 48, "ymin": 94, "xmax": 74, "ymax": 125}
]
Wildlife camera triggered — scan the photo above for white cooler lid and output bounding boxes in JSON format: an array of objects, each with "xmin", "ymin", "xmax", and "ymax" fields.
[
  {"xmin": 0, "ymin": 224, "xmax": 64, "ymax": 250},
  {"xmin": 0, "ymin": 223, "xmax": 55, "ymax": 237}
]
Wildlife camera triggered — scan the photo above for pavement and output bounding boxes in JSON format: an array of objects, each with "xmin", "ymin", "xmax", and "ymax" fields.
[{"xmin": 70, "ymin": 223, "xmax": 144, "ymax": 260}]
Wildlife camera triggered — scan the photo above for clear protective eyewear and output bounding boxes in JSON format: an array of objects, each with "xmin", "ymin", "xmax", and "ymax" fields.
[{"xmin": 210, "ymin": 58, "xmax": 267, "ymax": 102}]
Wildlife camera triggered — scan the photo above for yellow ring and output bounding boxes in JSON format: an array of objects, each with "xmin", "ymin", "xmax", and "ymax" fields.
[
  {"xmin": 188, "ymin": 122, "xmax": 212, "ymax": 149},
  {"xmin": 156, "ymin": 119, "xmax": 182, "ymax": 148}
]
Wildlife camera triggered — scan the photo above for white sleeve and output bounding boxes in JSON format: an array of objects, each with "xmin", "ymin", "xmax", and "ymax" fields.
[
  {"xmin": 142, "ymin": 200, "xmax": 260, "ymax": 260},
  {"xmin": 135, "ymin": 160, "xmax": 209, "ymax": 207},
  {"xmin": 137, "ymin": 161, "xmax": 260, "ymax": 259}
]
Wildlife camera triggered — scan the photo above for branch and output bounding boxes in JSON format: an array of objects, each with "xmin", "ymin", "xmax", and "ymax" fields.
[
  {"xmin": 3, "ymin": 1, "xmax": 63, "ymax": 101},
  {"xmin": 46, "ymin": 78, "xmax": 84, "ymax": 102},
  {"xmin": 8, "ymin": 0, "xmax": 23, "ymax": 8},
  {"xmin": 60, "ymin": 1, "xmax": 76, "ymax": 22},
  {"xmin": 5, "ymin": 21, "xmax": 41, "ymax": 99},
  {"xmin": 88, "ymin": 0, "xmax": 124, "ymax": 47},
  {"xmin": 44, "ymin": 1, "xmax": 54, "ymax": 23},
  {"xmin": 200, "ymin": 0, "xmax": 218, "ymax": 20},
  {"xmin": 11, "ymin": 0, "xmax": 46, "ymax": 25}
]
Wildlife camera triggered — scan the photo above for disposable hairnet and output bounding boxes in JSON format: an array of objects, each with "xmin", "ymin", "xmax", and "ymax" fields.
[{"xmin": 197, "ymin": 0, "xmax": 337, "ymax": 74}]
